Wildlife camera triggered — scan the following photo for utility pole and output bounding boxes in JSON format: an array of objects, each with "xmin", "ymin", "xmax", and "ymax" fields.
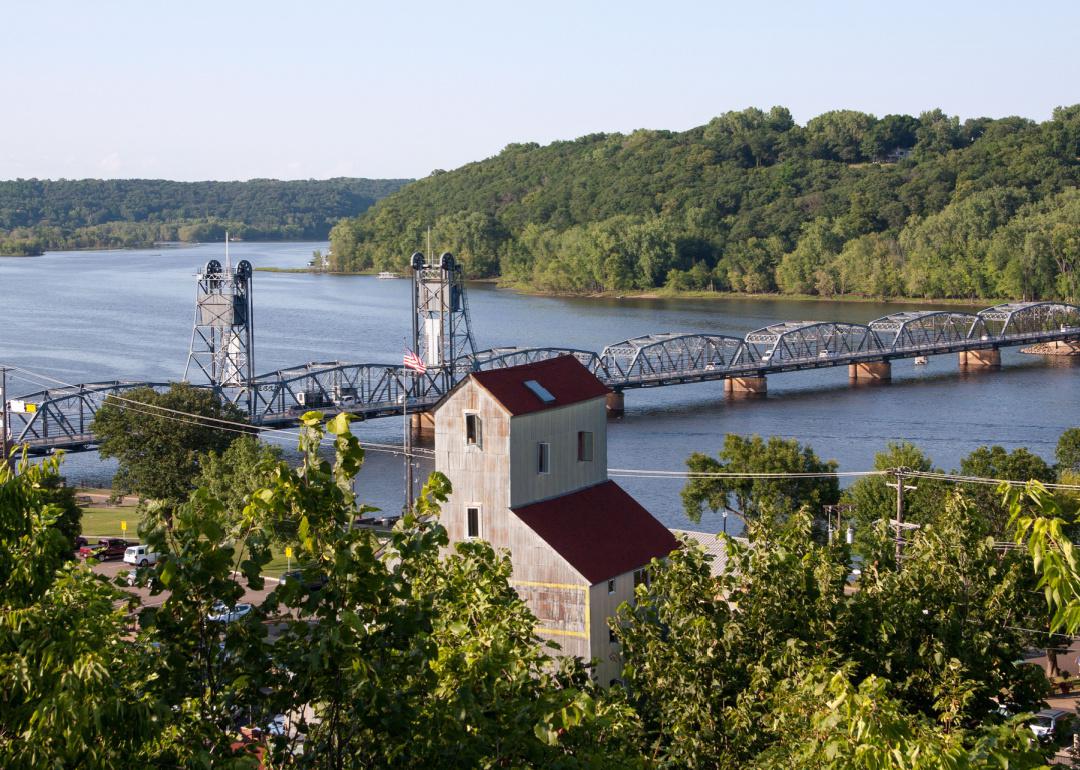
[
  {"xmin": 886, "ymin": 467, "xmax": 917, "ymax": 565},
  {"xmin": 404, "ymin": 372, "xmax": 414, "ymax": 513},
  {"xmin": 0, "ymin": 366, "xmax": 9, "ymax": 471}
]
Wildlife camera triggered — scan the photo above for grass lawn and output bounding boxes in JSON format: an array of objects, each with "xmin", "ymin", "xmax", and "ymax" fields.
[
  {"xmin": 81, "ymin": 506, "xmax": 139, "ymax": 538},
  {"xmin": 81, "ymin": 505, "xmax": 294, "ymax": 579}
]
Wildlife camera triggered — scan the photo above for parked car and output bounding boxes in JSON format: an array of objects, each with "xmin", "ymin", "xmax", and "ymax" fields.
[
  {"xmin": 282, "ymin": 568, "xmax": 328, "ymax": 592},
  {"xmin": 207, "ymin": 602, "xmax": 253, "ymax": 623},
  {"xmin": 123, "ymin": 545, "xmax": 159, "ymax": 567},
  {"xmin": 1030, "ymin": 708, "xmax": 1071, "ymax": 742},
  {"xmin": 78, "ymin": 538, "xmax": 130, "ymax": 561}
]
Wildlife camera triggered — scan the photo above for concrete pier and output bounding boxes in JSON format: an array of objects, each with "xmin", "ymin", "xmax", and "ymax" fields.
[
  {"xmin": 959, "ymin": 349, "xmax": 1001, "ymax": 369},
  {"xmin": 848, "ymin": 361, "xmax": 892, "ymax": 382},
  {"xmin": 724, "ymin": 376, "xmax": 767, "ymax": 395},
  {"xmin": 606, "ymin": 391, "xmax": 625, "ymax": 416},
  {"xmin": 410, "ymin": 411, "xmax": 436, "ymax": 438}
]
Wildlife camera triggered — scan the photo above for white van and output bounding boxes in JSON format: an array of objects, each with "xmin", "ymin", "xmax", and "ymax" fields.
[{"xmin": 123, "ymin": 545, "xmax": 159, "ymax": 567}]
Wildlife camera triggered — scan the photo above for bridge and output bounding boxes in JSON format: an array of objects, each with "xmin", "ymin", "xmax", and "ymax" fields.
[{"xmin": 6, "ymin": 250, "xmax": 1080, "ymax": 455}]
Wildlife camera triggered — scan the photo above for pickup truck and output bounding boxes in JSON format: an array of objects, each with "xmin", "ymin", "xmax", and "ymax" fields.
[
  {"xmin": 123, "ymin": 545, "xmax": 160, "ymax": 567},
  {"xmin": 78, "ymin": 538, "xmax": 131, "ymax": 561}
]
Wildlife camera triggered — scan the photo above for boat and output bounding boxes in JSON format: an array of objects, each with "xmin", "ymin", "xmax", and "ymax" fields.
[
  {"xmin": 377, "ymin": 271, "xmax": 402, "ymax": 279},
  {"xmin": 913, "ymin": 356, "xmax": 928, "ymax": 365}
]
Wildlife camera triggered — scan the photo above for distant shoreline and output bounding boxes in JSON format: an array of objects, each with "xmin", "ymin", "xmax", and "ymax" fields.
[{"xmin": 252, "ymin": 267, "xmax": 1000, "ymax": 308}]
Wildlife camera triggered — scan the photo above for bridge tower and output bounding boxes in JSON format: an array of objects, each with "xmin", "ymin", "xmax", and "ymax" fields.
[
  {"xmin": 183, "ymin": 248, "xmax": 255, "ymax": 412},
  {"xmin": 410, "ymin": 251, "xmax": 477, "ymax": 392}
]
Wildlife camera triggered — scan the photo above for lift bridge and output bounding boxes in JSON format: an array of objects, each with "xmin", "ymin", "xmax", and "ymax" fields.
[{"xmin": 7, "ymin": 249, "xmax": 1080, "ymax": 455}]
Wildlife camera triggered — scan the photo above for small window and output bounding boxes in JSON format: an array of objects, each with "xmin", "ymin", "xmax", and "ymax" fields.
[
  {"xmin": 537, "ymin": 442, "xmax": 550, "ymax": 474},
  {"xmin": 633, "ymin": 568, "xmax": 649, "ymax": 588},
  {"xmin": 608, "ymin": 626, "xmax": 617, "ymax": 644},
  {"xmin": 577, "ymin": 431, "xmax": 594, "ymax": 462},
  {"xmin": 466, "ymin": 507, "xmax": 479, "ymax": 539},
  {"xmin": 607, "ymin": 578, "xmax": 616, "ymax": 594},
  {"xmin": 465, "ymin": 413, "xmax": 481, "ymax": 447}
]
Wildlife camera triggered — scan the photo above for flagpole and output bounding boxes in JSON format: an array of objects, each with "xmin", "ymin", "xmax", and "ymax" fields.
[{"xmin": 401, "ymin": 369, "xmax": 408, "ymax": 514}]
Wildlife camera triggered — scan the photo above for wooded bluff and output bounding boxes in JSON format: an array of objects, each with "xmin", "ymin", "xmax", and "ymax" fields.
[
  {"xmin": 0, "ymin": 177, "xmax": 409, "ymax": 255},
  {"xmin": 329, "ymin": 106, "xmax": 1080, "ymax": 301}
]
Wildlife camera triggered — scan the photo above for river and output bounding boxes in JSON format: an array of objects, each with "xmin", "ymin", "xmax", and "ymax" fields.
[{"xmin": 2, "ymin": 241, "xmax": 1077, "ymax": 534}]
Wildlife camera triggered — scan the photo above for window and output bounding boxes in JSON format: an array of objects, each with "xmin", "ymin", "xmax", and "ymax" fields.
[
  {"xmin": 577, "ymin": 431, "xmax": 594, "ymax": 462},
  {"xmin": 609, "ymin": 626, "xmax": 618, "ymax": 644},
  {"xmin": 633, "ymin": 568, "xmax": 649, "ymax": 588},
  {"xmin": 537, "ymin": 442, "xmax": 550, "ymax": 474},
  {"xmin": 466, "ymin": 507, "xmax": 479, "ymax": 539},
  {"xmin": 607, "ymin": 578, "xmax": 616, "ymax": 594},
  {"xmin": 465, "ymin": 413, "xmax": 481, "ymax": 447}
]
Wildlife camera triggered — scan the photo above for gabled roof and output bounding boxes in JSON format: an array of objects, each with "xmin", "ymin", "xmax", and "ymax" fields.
[
  {"xmin": 512, "ymin": 481, "xmax": 680, "ymax": 584},
  {"xmin": 471, "ymin": 356, "xmax": 611, "ymax": 416}
]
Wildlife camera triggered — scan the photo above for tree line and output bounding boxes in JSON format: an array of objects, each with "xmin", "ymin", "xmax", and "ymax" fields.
[
  {"xmin": 3, "ymin": 385, "xmax": 1080, "ymax": 766},
  {"xmin": 329, "ymin": 105, "xmax": 1080, "ymax": 301},
  {"xmin": 0, "ymin": 177, "xmax": 410, "ymax": 255}
]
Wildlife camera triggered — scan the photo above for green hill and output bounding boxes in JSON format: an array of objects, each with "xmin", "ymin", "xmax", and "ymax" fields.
[
  {"xmin": 329, "ymin": 106, "xmax": 1080, "ymax": 301},
  {"xmin": 0, "ymin": 177, "xmax": 410, "ymax": 255}
]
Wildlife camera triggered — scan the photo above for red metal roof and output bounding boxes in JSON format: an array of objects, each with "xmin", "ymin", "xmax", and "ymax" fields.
[
  {"xmin": 472, "ymin": 356, "xmax": 610, "ymax": 416},
  {"xmin": 512, "ymin": 480, "xmax": 680, "ymax": 584}
]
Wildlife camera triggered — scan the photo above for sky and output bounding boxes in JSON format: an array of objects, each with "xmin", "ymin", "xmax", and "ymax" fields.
[{"xmin": 1, "ymin": 0, "xmax": 1077, "ymax": 182}]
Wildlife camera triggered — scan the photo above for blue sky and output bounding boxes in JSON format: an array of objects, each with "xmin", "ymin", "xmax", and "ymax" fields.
[{"xmin": 0, "ymin": 0, "xmax": 1076, "ymax": 181}]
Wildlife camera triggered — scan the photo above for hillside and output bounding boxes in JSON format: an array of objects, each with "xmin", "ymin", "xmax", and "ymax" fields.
[
  {"xmin": 329, "ymin": 106, "xmax": 1080, "ymax": 301},
  {"xmin": 0, "ymin": 177, "xmax": 410, "ymax": 255}
]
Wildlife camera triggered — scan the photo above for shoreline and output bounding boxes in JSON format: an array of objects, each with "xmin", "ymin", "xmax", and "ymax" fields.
[{"xmin": 251, "ymin": 267, "xmax": 1005, "ymax": 308}]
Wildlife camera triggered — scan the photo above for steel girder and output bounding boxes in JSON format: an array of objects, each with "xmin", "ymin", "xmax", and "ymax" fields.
[
  {"xmin": 600, "ymin": 333, "xmax": 750, "ymax": 383},
  {"xmin": 10, "ymin": 381, "xmax": 173, "ymax": 452},
  {"xmin": 745, "ymin": 321, "xmax": 882, "ymax": 363},
  {"xmin": 977, "ymin": 302, "xmax": 1080, "ymax": 339},
  {"xmin": 470, "ymin": 347, "xmax": 603, "ymax": 375},
  {"xmin": 248, "ymin": 361, "xmax": 447, "ymax": 423},
  {"xmin": 869, "ymin": 311, "xmax": 985, "ymax": 350}
]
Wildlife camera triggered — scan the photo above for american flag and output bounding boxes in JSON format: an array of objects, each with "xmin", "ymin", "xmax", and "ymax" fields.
[{"xmin": 403, "ymin": 348, "xmax": 427, "ymax": 373}]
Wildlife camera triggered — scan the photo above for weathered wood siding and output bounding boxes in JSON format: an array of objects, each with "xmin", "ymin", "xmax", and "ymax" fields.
[
  {"xmin": 434, "ymin": 380, "xmax": 511, "ymax": 543},
  {"xmin": 588, "ymin": 570, "xmax": 640, "ymax": 685},
  {"xmin": 509, "ymin": 396, "xmax": 608, "ymax": 508}
]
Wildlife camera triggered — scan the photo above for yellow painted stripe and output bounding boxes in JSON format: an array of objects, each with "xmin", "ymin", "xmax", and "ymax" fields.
[
  {"xmin": 536, "ymin": 626, "xmax": 588, "ymax": 639},
  {"xmin": 511, "ymin": 579, "xmax": 588, "ymax": 592}
]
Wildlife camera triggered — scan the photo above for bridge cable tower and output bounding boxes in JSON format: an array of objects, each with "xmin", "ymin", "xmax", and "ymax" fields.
[
  {"xmin": 410, "ymin": 251, "xmax": 477, "ymax": 394},
  {"xmin": 183, "ymin": 239, "xmax": 255, "ymax": 413}
]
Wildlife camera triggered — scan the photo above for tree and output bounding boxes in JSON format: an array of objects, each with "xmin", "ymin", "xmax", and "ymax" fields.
[
  {"xmin": 682, "ymin": 434, "xmax": 839, "ymax": 523},
  {"xmin": 843, "ymin": 442, "xmax": 947, "ymax": 554},
  {"xmin": 0, "ymin": 456, "xmax": 159, "ymax": 767},
  {"xmin": 195, "ymin": 435, "xmax": 283, "ymax": 537},
  {"xmin": 91, "ymin": 382, "xmax": 250, "ymax": 509},
  {"xmin": 1057, "ymin": 427, "xmax": 1080, "ymax": 474},
  {"xmin": 616, "ymin": 505, "xmax": 1047, "ymax": 769},
  {"xmin": 958, "ymin": 445, "xmax": 1054, "ymax": 536}
]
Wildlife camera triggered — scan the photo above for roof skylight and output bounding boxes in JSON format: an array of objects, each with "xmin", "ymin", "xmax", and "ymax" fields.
[{"xmin": 523, "ymin": 379, "xmax": 556, "ymax": 403}]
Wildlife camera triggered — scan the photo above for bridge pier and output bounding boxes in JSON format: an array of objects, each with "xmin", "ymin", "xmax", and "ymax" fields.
[
  {"xmin": 959, "ymin": 349, "xmax": 1001, "ymax": 369},
  {"xmin": 410, "ymin": 411, "xmax": 436, "ymax": 439},
  {"xmin": 606, "ymin": 391, "xmax": 625, "ymax": 417},
  {"xmin": 848, "ymin": 361, "xmax": 891, "ymax": 383},
  {"xmin": 724, "ymin": 376, "xmax": 767, "ymax": 396}
]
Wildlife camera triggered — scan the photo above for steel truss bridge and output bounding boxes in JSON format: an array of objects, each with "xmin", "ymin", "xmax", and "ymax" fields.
[{"xmin": 8, "ymin": 298, "xmax": 1080, "ymax": 456}]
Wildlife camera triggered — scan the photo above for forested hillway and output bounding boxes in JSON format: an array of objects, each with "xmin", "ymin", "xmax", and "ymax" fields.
[
  {"xmin": 0, "ymin": 177, "xmax": 410, "ymax": 255},
  {"xmin": 330, "ymin": 105, "xmax": 1080, "ymax": 303}
]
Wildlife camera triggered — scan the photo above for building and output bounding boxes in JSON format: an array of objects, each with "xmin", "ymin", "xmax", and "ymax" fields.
[{"xmin": 433, "ymin": 355, "xmax": 679, "ymax": 684}]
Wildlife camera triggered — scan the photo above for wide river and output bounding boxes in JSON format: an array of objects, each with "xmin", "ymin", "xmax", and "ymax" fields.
[{"xmin": 2, "ymin": 241, "xmax": 1077, "ymax": 534}]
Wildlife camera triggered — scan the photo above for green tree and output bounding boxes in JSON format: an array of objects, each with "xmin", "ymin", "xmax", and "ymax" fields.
[
  {"xmin": 91, "ymin": 382, "xmax": 250, "ymax": 510},
  {"xmin": 843, "ymin": 442, "xmax": 947, "ymax": 554},
  {"xmin": 958, "ymin": 445, "xmax": 1054, "ymax": 536},
  {"xmin": 0, "ymin": 457, "xmax": 159, "ymax": 768},
  {"xmin": 1056, "ymin": 427, "xmax": 1080, "ymax": 474},
  {"xmin": 681, "ymin": 434, "xmax": 839, "ymax": 523}
]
